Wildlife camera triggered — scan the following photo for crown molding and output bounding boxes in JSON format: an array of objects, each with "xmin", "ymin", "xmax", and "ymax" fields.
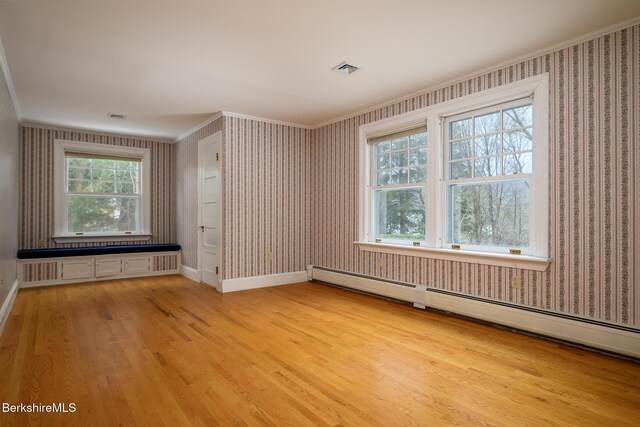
[
  {"xmin": 221, "ymin": 111, "xmax": 314, "ymax": 130},
  {"xmin": 20, "ymin": 121, "xmax": 174, "ymax": 143},
  {"xmin": 173, "ymin": 111, "xmax": 224, "ymax": 142},
  {"xmin": 312, "ymin": 15, "xmax": 640, "ymax": 129},
  {"xmin": 0, "ymin": 36, "xmax": 22, "ymax": 121},
  {"xmin": 173, "ymin": 110, "xmax": 314, "ymax": 143}
]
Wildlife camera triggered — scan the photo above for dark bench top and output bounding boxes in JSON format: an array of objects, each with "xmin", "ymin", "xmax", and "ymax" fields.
[{"xmin": 17, "ymin": 244, "xmax": 181, "ymax": 259}]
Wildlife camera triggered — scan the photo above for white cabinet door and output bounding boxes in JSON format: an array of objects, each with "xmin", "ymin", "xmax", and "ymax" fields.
[
  {"xmin": 95, "ymin": 259, "xmax": 122, "ymax": 277},
  {"xmin": 62, "ymin": 260, "xmax": 94, "ymax": 280},
  {"xmin": 124, "ymin": 257, "xmax": 149, "ymax": 275}
]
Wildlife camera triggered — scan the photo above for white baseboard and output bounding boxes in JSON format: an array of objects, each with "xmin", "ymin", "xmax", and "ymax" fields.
[
  {"xmin": 308, "ymin": 266, "xmax": 640, "ymax": 359},
  {"xmin": 221, "ymin": 271, "xmax": 308, "ymax": 293},
  {"xmin": 0, "ymin": 279, "xmax": 19, "ymax": 336},
  {"xmin": 180, "ymin": 265, "xmax": 201, "ymax": 283}
]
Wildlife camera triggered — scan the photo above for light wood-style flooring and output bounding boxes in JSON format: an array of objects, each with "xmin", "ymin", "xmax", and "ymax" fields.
[{"xmin": 0, "ymin": 275, "xmax": 639, "ymax": 426}]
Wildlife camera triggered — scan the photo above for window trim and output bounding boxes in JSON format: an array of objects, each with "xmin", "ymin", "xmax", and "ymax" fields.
[
  {"xmin": 357, "ymin": 74, "xmax": 550, "ymax": 269},
  {"xmin": 53, "ymin": 139, "xmax": 152, "ymax": 243}
]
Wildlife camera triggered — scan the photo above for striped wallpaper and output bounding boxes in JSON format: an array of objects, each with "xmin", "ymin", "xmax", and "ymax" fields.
[
  {"xmin": 20, "ymin": 125, "xmax": 175, "ymax": 249},
  {"xmin": 174, "ymin": 116, "xmax": 312, "ymax": 280},
  {"xmin": 311, "ymin": 25, "xmax": 639, "ymax": 328},
  {"xmin": 224, "ymin": 116, "xmax": 312, "ymax": 280}
]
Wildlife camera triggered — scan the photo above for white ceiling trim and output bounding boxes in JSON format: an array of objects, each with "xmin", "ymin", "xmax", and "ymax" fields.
[
  {"xmin": 0, "ymin": 35, "xmax": 22, "ymax": 122},
  {"xmin": 174, "ymin": 110, "xmax": 314, "ymax": 143},
  {"xmin": 174, "ymin": 111, "xmax": 224, "ymax": 142},
  {"xmin": 221, "ymin": 111, "xmax": 315, "ymax": 130},
  {"xmin": 312, "ymin": 15, "xmax": 640, "ymax": 129},
  {"xmin": 21, "ymin": 121, "xmax": 174, "ymax": 143}
]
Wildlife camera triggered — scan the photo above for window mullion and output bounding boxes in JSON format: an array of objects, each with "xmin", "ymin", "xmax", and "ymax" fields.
[{"xmin": 426, "ymin": 115, "xmax": 440, "ymax": 248}]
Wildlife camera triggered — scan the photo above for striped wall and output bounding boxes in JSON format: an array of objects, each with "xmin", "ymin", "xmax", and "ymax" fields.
[
  {"xmin": 224, "ymin": 116, "xmax": 312, "ymax": 280},
  {"xmin": 153, "ymin": 254, "xmax": 179, "ymax": 272},
  {"xmin": 174, "ymin": 115, "xmax": 312, "ymax": 280},
  {"xmin": 311, "ymin": 25, "xmax": 639, "ymax": 328},
  {"xmin": 20, "ymin": 125, "xmax": 174, "ymax": 249},
  {"xmin": 22, "ymin": 262, "xmax": 57, "ymax": 283}
]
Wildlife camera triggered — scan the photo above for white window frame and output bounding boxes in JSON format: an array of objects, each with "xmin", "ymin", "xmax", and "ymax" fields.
[
  {"xmin": 356, "ymin": 74, "xmax": 551, "ymax": 271},
  {"xmin": 53, "ymin": 139, "xmax": 152, "ymax": 243}
]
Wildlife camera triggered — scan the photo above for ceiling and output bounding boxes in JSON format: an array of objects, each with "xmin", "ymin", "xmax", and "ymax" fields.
[{"xmin": 1, "ymin": 0, "xmax": 639, "ymax": 140}]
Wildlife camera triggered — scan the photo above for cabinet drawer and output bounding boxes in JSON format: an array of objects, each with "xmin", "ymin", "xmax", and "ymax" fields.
[
  {"xmin": 124, "ymin": 256, "xmax": 150, "ymax": 275},
  {"xmin": 95, "ymin": 259, "xmax": 123, "ymax": 277},
  {"xmin": 62, "ymin": 260, "xmax": 94, "ymax": 280}
]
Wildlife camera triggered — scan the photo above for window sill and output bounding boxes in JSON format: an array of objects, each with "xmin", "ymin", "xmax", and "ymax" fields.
[
  {"xmin": 53, "ymin": 234, "xmax": 152, "ymax": 244},
  {"xmin": 355, "ymin": 241, "xmax": 551, "ymax": 271}
]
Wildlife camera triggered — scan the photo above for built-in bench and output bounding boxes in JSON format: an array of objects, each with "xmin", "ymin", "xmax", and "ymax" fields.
[{"xmin": 17, "ymin": 244, "xmax": 181, "ymax": 287}]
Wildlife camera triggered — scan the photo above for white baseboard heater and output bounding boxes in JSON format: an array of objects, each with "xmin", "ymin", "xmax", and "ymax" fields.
[{"xmin": 306, "ymin": 265, "xmax": 640, "ymax": 359}]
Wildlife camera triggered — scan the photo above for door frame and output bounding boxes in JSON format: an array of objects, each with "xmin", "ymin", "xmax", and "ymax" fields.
[{"xmin": 197, "ymin": 131, "xmax": 222, "ymax": 288}]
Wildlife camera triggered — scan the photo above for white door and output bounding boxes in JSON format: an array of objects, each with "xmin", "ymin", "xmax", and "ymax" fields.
[{"xmin": 198, "ymin": 132, "xmax": 221, "ymax": 289}]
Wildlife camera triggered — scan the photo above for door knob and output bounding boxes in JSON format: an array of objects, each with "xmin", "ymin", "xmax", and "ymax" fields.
[{"xmin": 199, "ymin": 225, "xmax": 205, "ymax": 232}]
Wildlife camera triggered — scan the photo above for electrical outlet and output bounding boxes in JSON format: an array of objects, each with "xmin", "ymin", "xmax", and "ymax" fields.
[
  {"xmin": 37, "ymin": 239, "xmax": 44, "ymax": 248},
  {"xmin": 268, "ymin": 252, "xmax": 273, "ymax": 261},
  {"xmin": 511, "ymin": 276, "xmax": 521, "ymax": 289}
]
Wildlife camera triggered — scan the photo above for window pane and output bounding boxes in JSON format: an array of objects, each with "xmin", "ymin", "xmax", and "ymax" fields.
[
  {"xmin": 374, "ymin": 188, "xmax": 425, "ymax": 240},
  {"xmin": 116, "ymin": 160, "xmax": 140, "ymax": 170},
  {"xmin": 67, "ymin": 157, "xmax": 91, "ymax": 168},
  {"xmin": 92, "ymin": 159, "xmax": 116, "ymax": 170},
  {"xmin": 390, "ymin": 151, "xmax": 408, "ymax": 168},
  {"xmin": 67, "ymin": 195, "xmax": 138, "ymax": 233},
  {"xmin": 376, "ymin": 154, "xmax": 389, "ymax": 170},
  {"xmin": 91, "ymin": 168, "xmax": 115, "ymax": 182},
  {"xmin": 390, "ymin": 137, "xmax": 408, "ymax": 150},
  {"xmin": 408, "ymin": 167, "xmax": 425, "ymax": 183},
  {"xmin": 503, "ymin": 129, "xmax": 533, "ymax": 152},
  {"xmin": 409, "ymin": 133, "xmax": 427, "ymax": 147},
  {"xmin": 67, "ymin": 166, "xmax": 91, "ymax": 181},
  {"xmin": 390, "ymin": 168, "xmax": 408, "ymax": 184},
  {"xmin": 376, "ymin": 171, "xmax": 390, "ymax": 186},
  {"xmin": 116, "ymin": 169, "xmax": 139, "ymax": 183},
  {"xmin": 450, "ymin": 118, "xmax": 471, "ymax": 140},
  {"xmin": 474, "ymin": 157, "xmax": 499, "ymax": 177},
  {"xmin": 375, "ymin": 140, "xmax": 391, "ymax": 154},
  {"xmin": 503, "ymin": 153, "xmax": 532, "ymax": 175},
  {"xmin": 450, "ymin": 160, "xmax": 472, "ymax": 179},
  {"xmin": 474, "ymin": 111, "xmax": 499, "ymax": 134},
  {"xmin": 409, "ymin": 148, "xmax": 427, "ymax": 166},
  {"xmin": 503, "ymin": 104, "xmax": 532, "ymax": 129},
  {"xmin": 474, "ymin": 134, "xmax": 499, "ymax": 157},
  {"xmin": 448, "ymin": 180, "xmax": 529, "ymax": 247},
  {"xmin": 92, "ymin": 181, "xmax": 115, "ymax": 193},
  {"xmin": 450, "ymin": 139, "xmax": 472, "ymax": 160},
  {"xmin": 67, "ymin": 179, "xmax": 92, "ymax": 192}
]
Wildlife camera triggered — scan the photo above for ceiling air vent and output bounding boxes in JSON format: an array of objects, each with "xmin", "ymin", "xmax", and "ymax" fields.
[
  {"xmin": 332, "ymin": 61, "xmax": 360, "ymax": 75},
  {"xmin": 107, "ymin": 113, "xmax": 127, "ymax": 120}
]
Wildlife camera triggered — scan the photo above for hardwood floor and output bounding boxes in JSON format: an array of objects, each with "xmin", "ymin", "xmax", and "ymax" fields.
[{"xmin": 0, "ymin": 275, "xmax": 638, "ymax": 426}]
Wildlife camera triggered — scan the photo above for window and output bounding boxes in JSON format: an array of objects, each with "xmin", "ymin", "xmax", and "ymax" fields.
[
  {"xmin": 445, "ymin": 100, "xmax": 533, "ymax": 252},
  {"xmin": 54, "ymin": 140, "xmax": 151, "ymax": 242},
  {"xmin": 371, "ymin": 126, "xmax": 427, "ymax": 243},
  {"xmin": 358, "ymin": 74, "xmax": 550, "ymax": 269}
]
